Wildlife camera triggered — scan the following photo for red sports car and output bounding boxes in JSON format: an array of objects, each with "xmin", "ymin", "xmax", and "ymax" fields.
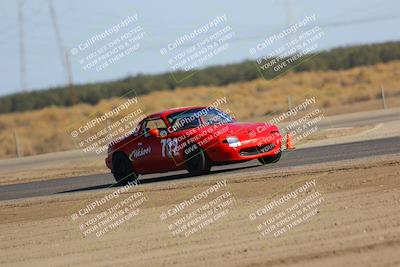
[{"xmin": 106, "ymin": 106, "xmax": 282, "ymax": 184}]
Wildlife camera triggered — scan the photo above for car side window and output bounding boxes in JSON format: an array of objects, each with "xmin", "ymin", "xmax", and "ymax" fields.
[
  {"xmin": 132, "ymin": 122, "xmax": 142, "ymax": 136},
  {"xmin": 143, "ymin": 118, "xmax": 167, "ymax": 136}
]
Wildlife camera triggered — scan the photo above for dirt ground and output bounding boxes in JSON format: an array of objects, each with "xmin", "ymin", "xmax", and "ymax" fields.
[
  {"xmin": 0, "ymin": 157, "xmax": 109, "ymax": 186},
  {"xmin": 1, "ymin": 154, "xmax": 399, "ymax": 267}
]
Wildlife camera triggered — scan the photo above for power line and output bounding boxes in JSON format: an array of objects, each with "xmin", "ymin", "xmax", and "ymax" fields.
[
  {"xmin": 48, "ymin": 0, "xmax": 76, "ymax": 105},
  {"xmin": 17, "ymin": 0, "xmax": 27, "ymax": 91}
]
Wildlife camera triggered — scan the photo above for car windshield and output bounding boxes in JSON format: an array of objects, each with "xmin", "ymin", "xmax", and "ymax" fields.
[{"xmin": 167, "ymin": 108, "xmax": 233, "ymax": 132}]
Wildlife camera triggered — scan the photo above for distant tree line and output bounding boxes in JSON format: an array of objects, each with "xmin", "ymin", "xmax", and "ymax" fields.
[{"xmin": 1, "ymin": 41, "xmax": 399, "ymax": 114}]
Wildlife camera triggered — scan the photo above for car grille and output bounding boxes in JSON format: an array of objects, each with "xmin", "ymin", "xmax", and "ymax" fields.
[{"xmin": 239, "ymin": 143, "xmax": 275, "ymax": 156}]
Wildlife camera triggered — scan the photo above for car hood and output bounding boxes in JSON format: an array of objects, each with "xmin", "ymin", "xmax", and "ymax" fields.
[{"xmin": 179, "ymin": 121, "xmax": 278, "ymax": 139}]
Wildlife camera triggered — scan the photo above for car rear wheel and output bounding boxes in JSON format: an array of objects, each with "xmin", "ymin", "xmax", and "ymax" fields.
[
  {"xmin": 258, "ymin": 151, "xmax": 282, "ymax": 165},
  {"xmin": 112, "ymin": 152, "xmax": 138, "ymax": 185},
  {"xmin": 185, "ymin": 146, "xmax": 211, "ymax": 176}
]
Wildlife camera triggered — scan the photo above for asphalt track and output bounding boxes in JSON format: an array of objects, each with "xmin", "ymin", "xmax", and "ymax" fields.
[{"xmin": 0, "ymin": 136, "xmax": 399, "ymax": 201}]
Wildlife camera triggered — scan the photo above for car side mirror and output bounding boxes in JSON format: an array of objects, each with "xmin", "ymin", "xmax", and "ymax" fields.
[{"xmin": 148, "ymin": 128, "xmax": 160, "ymax": 137}]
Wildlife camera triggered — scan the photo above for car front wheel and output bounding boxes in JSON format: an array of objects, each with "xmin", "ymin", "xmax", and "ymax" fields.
[{"xmin": 185, "ymin": 146, "xmax": 211, "ymax": 176}]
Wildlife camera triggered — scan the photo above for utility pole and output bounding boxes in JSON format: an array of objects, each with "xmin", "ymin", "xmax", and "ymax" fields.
[
  {"xmin": 381, "ymin": 85, "xmax": 387, "ymax": 109},
  {"xmin": 13, "ymin": 130, "xmax": 21, "ymax": 158},
  {"xmin": 285, "ymin": 0, "xmax": 295, "ymax": 29},
  {"xmin": 18, "ymin": 0, "xmax": 27, "ymax": 91},
  {"xmin": 287, "ymin": 94, "xmax": 292, "ymax": 111},
  {"xmin": 48, "ymin": 0, "xmax": 76, "ymax": 105},
  {"xmin": 285, "ymin": 0, "xmax": 296, "ymax": 50}
]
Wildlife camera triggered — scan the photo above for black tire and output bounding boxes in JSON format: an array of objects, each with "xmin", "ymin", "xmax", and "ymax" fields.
[
  {"xmin": 258, "ymin": 151, "xmax": 282, "ymax": 165},
  {"xmin": 185, "ymin": 145, "xmax": 211, "ymax": 176},
  {"xmin": 112, "ymin": 152, "xmax": 138, "ymax": 185}
]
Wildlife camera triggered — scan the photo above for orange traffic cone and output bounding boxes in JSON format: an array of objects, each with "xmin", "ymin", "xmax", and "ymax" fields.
[{"xmin": 286, "ymin": 132, "xmax": 295, "ymax": 150}]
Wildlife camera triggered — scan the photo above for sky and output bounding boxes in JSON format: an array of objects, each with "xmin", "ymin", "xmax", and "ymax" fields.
[{"xmin": 0, "ymin": 0, "xmax": 399, "ymax": 96}]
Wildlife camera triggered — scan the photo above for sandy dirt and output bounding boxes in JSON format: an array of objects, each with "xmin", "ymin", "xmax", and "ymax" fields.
[
  {"xmin": 0, "ymin": 157, "xmax": 109, "ymax": 186},
  {"xmin": 1, "ymin": 154, "xmax": 399, "ymax": 267}
]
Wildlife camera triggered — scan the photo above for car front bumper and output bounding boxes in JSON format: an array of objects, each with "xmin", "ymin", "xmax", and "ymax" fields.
[{"xmin": 206, "ymin": 133, "xmax": 283, "ymax": 163}]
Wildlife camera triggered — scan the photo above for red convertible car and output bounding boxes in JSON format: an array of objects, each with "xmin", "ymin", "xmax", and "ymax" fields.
[{"xmin": 106, "ymin": 106, "xmax": 282, "ymax": 184}]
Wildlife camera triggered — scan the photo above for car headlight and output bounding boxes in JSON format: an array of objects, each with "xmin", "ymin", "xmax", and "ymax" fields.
[{"xmin": 225, "ymin": 136, "xmax": 241, "ymax": 147}]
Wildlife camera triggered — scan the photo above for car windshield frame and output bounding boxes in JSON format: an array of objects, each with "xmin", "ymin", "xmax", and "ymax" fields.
[{"xmin": 166, "ymin": 107, "xmax": 233, "ymax": 132}]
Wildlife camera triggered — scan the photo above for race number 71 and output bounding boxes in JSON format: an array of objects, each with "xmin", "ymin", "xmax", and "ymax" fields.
[{"xmin": 161, "ymin": 138, "xmax": 179, "ymax": 157}]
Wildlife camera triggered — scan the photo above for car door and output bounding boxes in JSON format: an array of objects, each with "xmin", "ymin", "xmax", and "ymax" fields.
[{"xmin": 129, "ymin": 117, "xmax": 170, "ymax": 174}]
